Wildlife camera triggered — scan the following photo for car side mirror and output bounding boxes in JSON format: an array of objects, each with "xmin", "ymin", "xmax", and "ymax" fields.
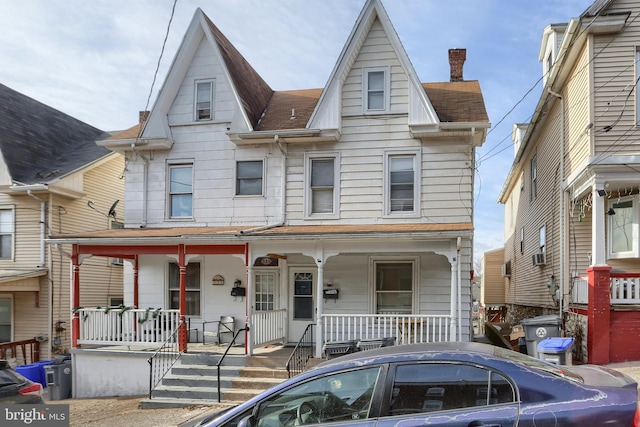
[{"xmin": 237, "ymin": 415, "xmax": 255, "ymax": 427}]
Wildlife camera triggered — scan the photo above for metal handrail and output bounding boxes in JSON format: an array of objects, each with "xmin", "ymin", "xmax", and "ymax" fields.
[
  {"xmin": 286, "ymin": 323, "xmax": 314, "ymax": 378},
  {"xmin": 147, "ymin": 322, "xmax": 182, "ymax": 399},
  {"xmin": 216, "ymin": 327, "xmax": 248, "ymax": 403}
]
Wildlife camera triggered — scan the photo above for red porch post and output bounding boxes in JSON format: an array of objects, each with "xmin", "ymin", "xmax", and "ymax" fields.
[
  {"xmin": 587, "ymin": 265, "xmax": 611, "ymax": 364},
  {"xmin": 178, "ymin": 244, "xmax": 188, "ymax": 352},
  {"xmin": 71, "ymin": 244, "xmax": 81, "ymax": 349}
]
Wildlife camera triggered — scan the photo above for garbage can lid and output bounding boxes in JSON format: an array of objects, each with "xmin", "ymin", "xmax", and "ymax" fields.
[
  {"xmin": 537, "ymin": 337, "xmax": 574, "ymax": 351},
  {"xmin": 521, "ymin": 315, "xmax": 562, "ymax": 326}
]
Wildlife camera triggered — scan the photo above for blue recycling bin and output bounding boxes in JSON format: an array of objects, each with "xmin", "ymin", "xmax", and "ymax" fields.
[
  {"xmin": 537, "ymin": 337, "xmax": 574, "ymax": 365},
  {"xmin": 36, "ymin": 360, "xmax": 54, "ymax": 387},
  {"xmin": 15, "ymin": 364, "xmax": 41, "ymax": 384}
]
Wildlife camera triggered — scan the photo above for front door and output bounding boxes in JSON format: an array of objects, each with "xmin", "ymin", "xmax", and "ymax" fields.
[{"xmin": 288, "ymin": 270, "xmax": 315, "ymax": 342}]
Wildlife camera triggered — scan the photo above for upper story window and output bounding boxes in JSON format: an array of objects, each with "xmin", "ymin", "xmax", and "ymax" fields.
[
  {"xmin": 539, "ymin": 225, "xmax": 546, "ymax": 253},
  {"xmin": 363, "ymin": 67, "xmax": 390, "ymax": 113},
  {"xmin": 636, "ymin": 49, "xmax": 640, "ymax": 125},
  {"xmin": 520, "ymin": 227, "xmax": 524, "ymax": 254},
  {"xmin": 195, "ymin": 80, "xmax": 214, "ymax": 121},
  {"xmin": 0, "ymin": 208, "xmax": 14, "ymax": 260},
  {"xmin": 305, "ymin": 154, "xmax": 339, "ymax": 217},
  {"xmin": 236, "ymin": 160, "xmax": 263, "ymax": 196},
  {"xmin": 530, "ymin": 155, "xmax": 537, "ymax": 201},
  {"xmin": 609, "ymin": 196, "xmax": 636, "ymax": 258},
  {"xmin": 168, "ymin": 163, "xmax": 193, "ymax": 218},
  {"xmin": 385, "ymin": 151, "xmax": 419, "ymax": 215}
]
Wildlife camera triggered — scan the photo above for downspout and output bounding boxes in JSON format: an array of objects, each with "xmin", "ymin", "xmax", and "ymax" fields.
[
  {"xmin": 549, "ymin": 89, "xmax": 565, "ymax": 319},
  {"xmin": 28, "ymin": 190, "xmax": 50, "ymax": 359},
  {"xmin": 26, "ymin": 190, "xmax": 45, "ymax": 267},
  {"xmin": 457, "ymin": 236, "xmax": 462, "ymax": 341}
]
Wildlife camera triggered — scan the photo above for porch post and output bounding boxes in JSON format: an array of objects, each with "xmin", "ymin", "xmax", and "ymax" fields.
[
  {"xmin": 178, "ymin": 244, "xmax": 188, "ymax": 352},
  {"xmin": 315, "ymin": 260, "xmax": 324, "ymax": 359},
  {"xmin": 133, "ymin": 255, "xmax": 139, "ymax": 308},
  {"xmin": 71, "ymin": 244, "xmax": 81, "ymax": 349},
  {"xmin": 587, "ymin": 265, "xmax": 611, "ymax": 364},
  {"xmin": 449, "ymin": 255, "xmax": 458, "ymax": 341},
  {"xmin": 246, "ymin": 263, "xmax": 254, "ymax": 356},
  {"xmin": 592, "ymin": 184, "xmax": 607, "ymax": 265}
]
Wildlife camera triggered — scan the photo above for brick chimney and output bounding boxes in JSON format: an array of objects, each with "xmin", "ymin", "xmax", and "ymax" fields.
[
  {"xmin": 139, "ymin": 110, "xmax": 150, "ymax": 124},
  {"xmin": 448, "ymin": 48, "xmax": 466, "ymax": 82}
]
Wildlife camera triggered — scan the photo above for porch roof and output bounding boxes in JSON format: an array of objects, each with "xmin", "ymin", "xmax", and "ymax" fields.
[{"xmin": 47, "ymin": 222, "xmax": 473, "ymax": 245}]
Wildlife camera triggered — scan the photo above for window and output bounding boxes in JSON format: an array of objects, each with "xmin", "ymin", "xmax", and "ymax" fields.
[
  {"xmin": 363, "ymin": 67, "xmax": 390, "ymax": 113},
  {"xmin": 0, "ymin": 298, "xmax": 11, "ymax": 342},
  {"xmin": 168, "ymin": 164, "xmax": 193, "ymax": 218},
  {"xmin": 168, "ymin": 262, "xmax": 201, "ymax": 316},
  {"xmin": 293, "ymin": 272, "xmax": 313, "ymax": 320},
  {"xmin": 375, "ymin": 261, "xmax": 414, "ymax": 314},
  {"xmin": 539, "ymin": 225, "xmax": 546, "ymax": 253},
  {"xmin": 236, "ymin": 160, "xmax": 263, "ymax": 196},
  {"xmin": 255, "ymin": 367, "xmax": 381, "ymax": 425},
  {"xmin": 609, "ymin": 197, "xmax": 635, "ymax": 257},
  {"xmin": 530, "ymin": 155, "xmax": 537, "ymax": 201},
  {"xmin": 255, "ymin": 272, "xmax": 276, "ymax": 312},
  {"xmin": 636, "ymin": 49, "xmax": 640, "ymax": 125},
  {"xmin": 195, "ymin": 80, "xmax": 214, "ymax": 121},
  {"xmin": 385, "ymin": 152, "xmax": 419, "ymax": 215},
  {"xmin": 305, "ymin": 154, "xmax": 339, "ymax": 217},
  {"xmin": 520, "ymin": 227, "xmax": 524, "ymax": 254},
  {"xmin": 388, "ymin": 363, "xmax": 514, "ymax": 416},
  {"xmin": 0, "ymin": 209, "xmax": 13, "ymax": 259}
]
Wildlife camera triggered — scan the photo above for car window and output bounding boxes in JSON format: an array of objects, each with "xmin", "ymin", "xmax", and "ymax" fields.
[
  {"xmin": 387, "ymin": 363, "xmax": 515, "ymax": 416},
  {"xmin": 254, "ymin": 366, "xmax": 381, "ymax": 426},
  {"xmin": 0, "ymin": 369, "xmax": 19, "ymax": 388}
]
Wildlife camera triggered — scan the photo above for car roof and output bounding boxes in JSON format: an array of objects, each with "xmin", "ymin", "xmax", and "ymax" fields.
[{"xmin": 315, "ymin": 342, "xmax": 500, "ymax": 369}]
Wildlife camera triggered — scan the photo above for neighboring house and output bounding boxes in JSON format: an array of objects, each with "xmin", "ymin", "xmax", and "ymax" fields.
[
  {"xmin": 49, "ymin": 0, "xmax": 488, "ymax": 398},
  {"xmin": 480, "ymin": 248, "xmax": 507, "ymax": 322},
  {"xmin": 499, "ymin": 0, "xmax": 640, "ymax": 364},
  {"xmin": 0, "ymin": 83, "xmax": 124, "ymax": 363}
]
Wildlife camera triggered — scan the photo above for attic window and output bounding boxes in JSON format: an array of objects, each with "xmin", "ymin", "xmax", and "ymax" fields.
[
  {"xmin": 363, "ymin": 67, "xmax": 390, "ymax": 113},
  {"xmin": 195, "ymin": 80, "xmax": 214, "ymax": 121}
]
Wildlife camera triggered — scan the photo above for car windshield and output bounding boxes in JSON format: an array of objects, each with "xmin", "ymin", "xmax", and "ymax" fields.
[{"xmin": 494, "ymin": 347, "xmax": 583, "ymax": 382}]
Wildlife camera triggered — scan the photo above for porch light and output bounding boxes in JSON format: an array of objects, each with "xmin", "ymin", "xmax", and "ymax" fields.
[
  {"xmin": 607, "ymin": 208, "xmax": 616, "ymax": 215},
  {"xmin": 598, "ymin": 189, "xmax": 607, "ymax": 197},
  {"xmin": 234, "ymin": 279, "xmax": 242, "ymax": 287}
]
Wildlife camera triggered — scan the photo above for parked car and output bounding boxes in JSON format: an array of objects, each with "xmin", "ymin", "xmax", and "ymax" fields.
[
  {"xmin": 0, "ymin": 360, "xmax": 44, "ymax": 404},
  {"xmin": 190, "ymin": 342, "xmax": 639, "ymax": 427}
]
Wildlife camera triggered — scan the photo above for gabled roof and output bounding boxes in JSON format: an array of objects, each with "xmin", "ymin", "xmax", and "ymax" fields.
[
  {"xmin": 582, "ymin": 0, "xmax": 613, "ymax": 17},
  {"xmin": 423, "ymin": 81, "xmax": 489, "ymax": 123},
  {"xmin": 0, "ymin": 83, "xmax": 111, "ymax": 185}
]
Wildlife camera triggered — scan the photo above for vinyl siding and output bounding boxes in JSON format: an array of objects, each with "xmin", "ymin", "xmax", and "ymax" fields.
[
  {"xmin": 482, "ymin": 248, "xmax": 506, "ymax": 305},
  {"xmin": 564, "ymin": 43, "xmax": 592, "ymax": 176}
]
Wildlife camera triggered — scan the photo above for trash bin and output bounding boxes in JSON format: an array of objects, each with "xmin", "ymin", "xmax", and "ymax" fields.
[
  {"xmin": 521, "ymin": 315, "xmax": 562, "ymax": 358},
  {"xmin": 15, "ymin": 364, "xmax": 41, "ymax": 385},
  {"xmin": 537, "ymin": 337, "xmax": 574, "ymax": 365},
  {"xmin": 323, "ymin": 340, "xmax": 357, "ymax": 359},
  {"xmin": 45, "ymin": 359, "xmax": 72, "ymax": 400},
  {"xmin": 35, "ymin": 360, "xmax": 54, "ymax": 388},
  {"xmin": 357, "ymin": 337, "xmax": 395, "ymax": 351}
]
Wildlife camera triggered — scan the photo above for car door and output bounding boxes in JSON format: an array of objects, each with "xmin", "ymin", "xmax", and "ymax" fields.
[{"xmin": 375, "ymin": 362, "xmax": 519, "ymax": 427}]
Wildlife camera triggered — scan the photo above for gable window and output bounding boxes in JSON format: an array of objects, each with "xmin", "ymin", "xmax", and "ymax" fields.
[
  {"xmin": 0, "ymin": 209, "xmax": 14, "ymax": 259},
  {"xmin": 530, "ymin": 155, "xmax": 537, "ymax": 201},
  {"xmin": 609, "ymin": 197, "xmax": 636, "ymax": 258},
  {"xmin": 363, "ymin": 67, "xmax": 390, "ymax": 113},
  {"xmin": 236, "ymin": 160, "xmax": 263, "ymax": 196},
  {"xmin": 305, "ymin": 154, "xmax": 339, "ymax": 217},
  {"xmin": 385, "ymin": 151, "xmax": 419, "ymax": 215},
  {"xmin": 168, "ymin": 163, "xmax": 193, "ymax": 218},
  {"xmin": 374, "ymin": 260, "xmax": 415, "ymax": 314},
  {"xmin": 195, "ymin": 80, "xmax": 214, "ymax": 121},
  {"xmin": 168, "ymin": 262, "xmax": 201, "ymax": 316}
]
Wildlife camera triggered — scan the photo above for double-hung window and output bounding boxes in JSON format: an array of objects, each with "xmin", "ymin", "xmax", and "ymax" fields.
[
  {"xmin": 0, "ymin": 208, "xmax": 14, "ymax": 259},
  {"xmin": 195, "ymin": 80, "xmax": 214, "ymax": 121},
  {"xmin": 168, "ymin": 163, "xmax": 193, "ymax": 218},
  {"xmin": 236, "ymin": 160, "xmax": 264, "ymax": 196},
  {"xmin": 168, "ymin": 262, "xmax": 201, "ymax": 316},
  {"xmin": 609, "ymin": 196, "xmax": 636, "ymax": 258},
  {"xmin": 305, "ymin": 154, "xmax": 339, "ymax": 217},
  {"xmin": 530, "ymin": 155, "xmax": 537, "ymax": 201},
  {"xmin": 374, "ymin": 260, "xmax": 415, "ymax": 314},
  {"xmin": 385, "ymin": 151, "xmax": 419, "ymax": 215},
  {"xmin": 363, "ymin": 67, "xmax": 390, "ymax": 113}
]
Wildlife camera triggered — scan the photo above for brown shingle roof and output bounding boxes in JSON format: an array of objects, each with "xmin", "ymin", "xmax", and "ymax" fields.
[
  {"xmin": 423, "ymin": 80, "xmax": 488, "ymax": 123},
  {"xmin": 107, "ymin": 123, "xmax": 142, "ymax": 140},
  {"xmin": 255, "ymin": 89, "xmax": 322, "ymax": 131}
]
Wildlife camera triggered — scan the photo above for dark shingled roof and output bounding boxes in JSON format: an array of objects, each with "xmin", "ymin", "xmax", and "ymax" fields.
[
  {"xmin": 203, "ymin": 15, "xmax": 273, "ymax": 129},
  {"xmin": 0, "ymin": 83, "xmax": 111, "ymax": 184},
  {"xmin": 581, "ymin": 0, "xmax": 613, "ymax": 17}
]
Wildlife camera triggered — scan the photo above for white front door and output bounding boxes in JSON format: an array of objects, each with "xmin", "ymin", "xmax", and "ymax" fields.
[{"xmin": 288, "ymin": 270, "xmax": 315, "ymax": 342}]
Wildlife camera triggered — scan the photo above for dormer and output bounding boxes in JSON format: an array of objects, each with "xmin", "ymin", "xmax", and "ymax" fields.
[
  {"xmin": 539, "ymin": 23, "xmax": 567, "ymax": 85},
  {"xmin": 511, "ymin": 123, "xmax": 529, "ymax": 159}
]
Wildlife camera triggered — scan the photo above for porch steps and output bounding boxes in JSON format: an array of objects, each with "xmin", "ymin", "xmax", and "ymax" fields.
[{"xmin": 140, "ymin": 347, "xmax": 300, "ymax": 409}]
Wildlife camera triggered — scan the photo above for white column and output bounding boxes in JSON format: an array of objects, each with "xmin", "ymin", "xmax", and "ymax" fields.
[
  {"xmin": 246, "ymin": 263, "xmax": 254, "ymax": 355},
  {"xmin": 592, "ymin": 185, "xmax": 607, "ymax": 265},
  {"xmin": 450, "ymin": 255, "xmax": 458, "ymax": 341},
  {"xmin": 315, "ymin": 260, "xmax": 324, "ymax": 359}
]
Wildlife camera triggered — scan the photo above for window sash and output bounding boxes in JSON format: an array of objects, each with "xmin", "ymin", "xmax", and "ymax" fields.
[
  {"xmin": 367, "ymin": 71, "xmax": 385, "ymax": 110},
  {"xmin": 236, "ymin": 161, "xmax": 263, "ymax": 196},
  {"xmin": 255, "ymin": 273, "xmax": 276, "ymax": 312},
  {"xmin": 168, "ymin": 262, "xmax": 201, "ymax": 316},
  {"xmin": 0, "ymin": 209, "xmax": 14, "ymax": 259},
  {"xmin": 195, "ymin": 81, "xmax": 212, "ymax": 120},
  {"xmin": 375, "ymin": 262, "xmax": 413, "ymax": 314},
  {"xmin": 169, "ymin": 165, "xmax": 193, "ymax": 218},
  {"xmin": 611, "ymin": 199, "xmax": 634, "ymax": 254},
  {"xmin": 390, "ymin": 156, "xmax": 415, "ymax": 212},
  {"xmin": 530, "ymin": 156, "xmax": 537, "ymax": 200},
  {"xmin": 311, "ymin": 159, "xmax": 334, "ymax": 213}
]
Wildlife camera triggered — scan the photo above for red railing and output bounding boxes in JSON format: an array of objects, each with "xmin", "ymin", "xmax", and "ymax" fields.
[{"xmin": 0, "ymin": 339, "xmax": 40, "ymax": 365}]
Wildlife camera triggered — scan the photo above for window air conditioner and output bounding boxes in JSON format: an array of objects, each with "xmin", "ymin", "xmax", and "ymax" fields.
[{"xmin": 532, "ymin": 253, "xmax": 546, "ymax": 266}]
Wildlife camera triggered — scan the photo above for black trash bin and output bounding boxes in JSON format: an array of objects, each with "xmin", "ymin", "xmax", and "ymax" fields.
[
  {"xmin": 521, "ymin": 315, "xmax": 562, "ymax": 358},
  {"xmin": 323, "ymin": 340, "xmax": 357, "ymax": 359},
  {"xmin": 357, "ymin": 337, "xmax": 395, "ymax": 351},
  {"xmin": 45, "ymin": 356, "xmax": 72, "ymax": 400}
]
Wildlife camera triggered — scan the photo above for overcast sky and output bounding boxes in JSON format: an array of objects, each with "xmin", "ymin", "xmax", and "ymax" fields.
[{"xmin": 0, "ymin": 0, "xmax": 594, "ymax": 263}]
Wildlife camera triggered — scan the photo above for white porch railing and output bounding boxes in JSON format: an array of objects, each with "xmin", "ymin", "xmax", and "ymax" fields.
[
  {"xmin": 571, "ymin": 276, "xmax": 589, "ymax": 304},
  {"xmin": 610, "ymin": 275, "xmax": 640, "ymax": 304},
  {"xmin": 77, "ymin": 308, "xmax": 180, "ymax": 346},
  {"xmin": 251, "ymin": 309, "xmax": 287, "ymax": 347},
  {"xmin": 322, "ymin": 314, "xmax": 452, "ymax": 345}
]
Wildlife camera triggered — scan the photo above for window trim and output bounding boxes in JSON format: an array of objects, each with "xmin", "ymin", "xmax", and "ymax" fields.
[
  {"xmin": 0, "ymin": 206, "xmax": 15, "ymax": 261},
  {"xmin": 384, "ymin": 150, "xmax": 420, "ymax": 217},
  {"xmin": 370, "ymin": 257, "xmax": 419, "ymax": 315},
  {"xmin": 363, "ymin": 66, "xmax": 391, "ymax": 114},
  {"xmin": 167, "ymin": 162, "xmax": 194, "ymax": 220},
  {"xmin": 608, "ymin": 195, "xmax": 638, "ymax": 259},
  {"xmin": 194, "ymin": 79, "xmax": 214, "ymax": 121},
  {"xmin": 235, "ymin": 159, "xmax": 265, "ymax": 197},
  {"xmin": 304, "ymin": 152, "xmax": 340, "ymax": 218}
]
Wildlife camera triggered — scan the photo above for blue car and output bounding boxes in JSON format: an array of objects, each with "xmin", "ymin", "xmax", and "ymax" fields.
[{"xmin": 195, "ymin": 342, "xmax": 639, "ymax": 426}]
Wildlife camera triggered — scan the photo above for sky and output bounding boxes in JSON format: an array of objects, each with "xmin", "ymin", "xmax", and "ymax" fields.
[{"xmin": 0, "ymin": 0, "xmax": 595, "ymax": 265}]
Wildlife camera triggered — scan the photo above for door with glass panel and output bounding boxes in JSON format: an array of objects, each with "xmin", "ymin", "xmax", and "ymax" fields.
[
  {"xmin": 0, "ymin": 298, "xmax": 11, "ymax": 342},
  {"xmin": 288, "ymin": 270, "xmax": 315, "ymax": 342}
]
